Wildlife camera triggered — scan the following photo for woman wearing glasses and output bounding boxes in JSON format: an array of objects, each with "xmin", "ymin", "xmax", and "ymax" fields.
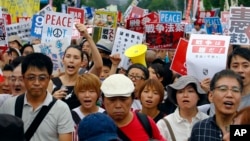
[{"xmin": 126, "ymin": 63, "xmax": 149, "ymax": 111}]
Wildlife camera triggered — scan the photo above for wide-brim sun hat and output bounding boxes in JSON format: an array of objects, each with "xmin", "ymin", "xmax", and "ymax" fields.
[{"xmin": 167, "ymin": 75, "xmax": 208, "ymax": 106}]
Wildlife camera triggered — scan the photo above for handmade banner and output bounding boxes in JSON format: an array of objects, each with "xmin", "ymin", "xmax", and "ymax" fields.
[
  {"xmin": 229, "ymin": 7, "xmax": 250, "ymax": 45},
  {"xmin": 17, "ymin": 17, "xmax": 31, "ymax": 23},
  {"xmin": 145, "ymin": 23, "xmax": 185, "ymax": 49},
  {"xmin": 186, "ymin": 34, "xmax": 230, "ymax": 81},
  {"xmin": 41, "ymin": 11, "xmax": 73, "ymax": 43},
  {"xmin": 33, "ymin": 38, "xmax": 69, "ymax": 75},
  {"xmin": 111, "ymin": 27, "xmax": 143, "ymax": 69},
  {"xmin": 170, "ymin": 38, "xmax": 188, "ymax": 75}
]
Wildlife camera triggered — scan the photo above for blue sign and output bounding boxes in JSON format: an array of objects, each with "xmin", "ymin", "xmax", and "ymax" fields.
[
  {"xmin": 204, "ymin": 17, "xmax": 223, "ymax": 35},
  {"xmin": 159, "ymin": 11, "xmax": 182, "ymax": 24},
  {"xmin": 30, "ymin": 15, "xmax": 43, "ymax": 38},
  {"xmin": 40, "ymin": 0, "xmax": 48, "ymax": 3}
]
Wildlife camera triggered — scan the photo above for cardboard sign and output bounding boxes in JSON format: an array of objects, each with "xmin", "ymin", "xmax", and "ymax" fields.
[
  {"xmin": 111, "ymin": 27, "xmax": 143, "ymax": 69},
  {"xmin": 186, "ymin": 34, "xmax": 230, "ymax": 81},
  {"xmin": 170, "ymin": 38, "xmax": 188, "ymax": 75},
  {"xmin": 159, "ymin": 11, "xmax": 182, "ymax": 24},
  {"xmin": 229, "ymin": 7, "xmax": 250, "ymax": 45},
  {"xmin": 145, "ymin": 23, "xmax": 185, "ymax": 49},
  {"xmin": 204, "ymin": 17, "xmax": 223, "ymax": 35},
  {"xmin": 41, "ymin": 11, "xmax": 73, "ymax": 43}
]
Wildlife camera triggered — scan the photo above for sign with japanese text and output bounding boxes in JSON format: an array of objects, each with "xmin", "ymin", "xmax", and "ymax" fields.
[
  {"xmin": 92, "ymin": 27, "xmax": 116, "ymax": 43},
  {"xmin": 145, "ymin": 23, "xmax": 185, "ymax": 49},
  {"xmin": 33, "ymin": 38, "xmax": 69, "ymax": 75},
  {"xmin": 93, "ymin": 10, "xmax": 118, "ymax": 28},
  {"xmin": 196, "ymin": 11, "xmax": 216, "ymax": 24},
  {"xmin": 186, "ymin": 34, "xmax": 230, "ymax": 81},
  {"xmin": 30, "ymin": 15, "xmax": 43, "ymax": 39},
  {"xmin": 0, "ymin": 18, "xmax": 7, "ymax": 46},
  {"xmin": 204, "ymin": 17, "xmax": 223, "ymax": 35},
  {"xmin": 67, "ymin": 7, "xmax": 84, "ymax": 24},
  {"xmin": 111, "ymin": 27, "xmax": 143, "ymax": 69},
  {"xmin": 41, "ymin": 11, "xmax": 73, "ymax": 43},
  {"xmin": 159, "ymin": 11, "xmax": 182, "ymax": 24},
  {"xmin": 229, "ymin": 7, "xmax": 250, "ymax": 45},
  {"xmin": 37, "ymin": 4, "xmax": 53, "ymax": 17},
  {"xmin": 126, "ymin": 12, "xmax": 159, "ymax": 33},
  {"xmin": 67, "ymin": 7, "xmax": 84, "ymax": 39},
  {"xmin": 170, "ymin": 38, "xmax": 188, "ymax": 75},
  {"xmin": 6, "ymin": 21, "xmax": 31, "ymax": 41}
]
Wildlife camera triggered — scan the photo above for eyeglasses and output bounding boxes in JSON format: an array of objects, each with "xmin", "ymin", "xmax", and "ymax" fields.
[
  {"xmin": 214, "ymin": 85, "xmax": 241, "ymax": 94},
  {"xmin": 10, "ymin": 76, "xmax": 23, "ymax": 82},
  {"xmin": 24, "ymin": 75, "xmax": 49, "ymax": 82},
  {"xmin": 127, "ymin": 74, "xmax": 145, "ymax": 80}
]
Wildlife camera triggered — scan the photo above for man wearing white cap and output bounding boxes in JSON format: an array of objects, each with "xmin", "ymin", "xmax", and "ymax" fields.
[{"xmin": 101, "ymin": 74, "xmax": 165, "ymax": 141}]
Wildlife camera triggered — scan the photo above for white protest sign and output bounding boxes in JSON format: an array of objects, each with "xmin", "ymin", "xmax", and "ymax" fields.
[
  {"xmin": 33, "ymin": 38, "xmax": 69, "ymax": 75},
  {"xmin": 186, "ymin": 34, "xmax": 230, "ymax": 81},
  {"xmin": 111, "ymin": 27, "xmax": 143, "ymax": 69},
  {"xmin": 41, "ymin": 11, "xmax": 73, "ymax": 43},
  {"xmin": 6, "ymin": 21, "xmax": 31, "ymax": 41},
  {"xmin": 0, "ymin": 18, "xmax": 7, "ymax": 45}
]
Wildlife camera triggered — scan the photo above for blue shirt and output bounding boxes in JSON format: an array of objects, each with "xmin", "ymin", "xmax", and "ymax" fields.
[{"xmin": 189, "ymin": 116, "xmax": 223, "ymax": 141}]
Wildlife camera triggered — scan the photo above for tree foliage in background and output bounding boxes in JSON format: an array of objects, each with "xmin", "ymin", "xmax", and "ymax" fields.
[
  {"xmin": 81, "ymin": 0, "xmax": 108, "ymax": 9},
  {"xmin": 203, "ymin": 0, "xmax": 212, "ymax": 11},
  {"xmin": 137, "ymin": 0, "xmax": 176, "ymax": 12}
]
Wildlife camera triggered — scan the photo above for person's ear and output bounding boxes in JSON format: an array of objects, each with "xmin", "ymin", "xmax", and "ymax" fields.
[{"xmin": 208, "ymin": 91, "xmax": 214, "ymax": 103}]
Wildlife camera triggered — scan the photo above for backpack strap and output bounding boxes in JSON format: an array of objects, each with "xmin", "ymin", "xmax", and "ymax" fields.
[
  {"xmin": 71, "ymin": 110, "xmax": 81, "ymax": 125},
  {"xmin": 15, "ymin": 94, "xmax": 25, "ymax": 118},
  {"xmin": 163, "ymin": 118, "xmax": 176, "ymax": 141},
  {"xmin": 25, "ymin": 98, "xmax": 57, "ymax": 141},
  {"xmin": 136, "ymin": 112, "xmax": 153, "ymax": 139},
  {"xmin": 51, "ymin": 77, "xmax": 63, "ymax": 94},
  {"xmin": 117, "ymin": 127, "xmax": 131, "ymax": 141}
]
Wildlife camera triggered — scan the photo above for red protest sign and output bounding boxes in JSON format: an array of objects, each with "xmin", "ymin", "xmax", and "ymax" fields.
[
  {"xmin": 2, "ymin": 14, "xmax": 11, "ymax": 25},
  {"xmin": 67, "ymin": 7, "xmax": 84, "ymax": 24},
  {"xmin": 129, "ymin": 6, "xmax": 144, "ymax": 19},
  {"xmin": 17, "ymin": 17, "xmax": 31, "ymax": 23},
  {"xmin": 170, "ymin": 38, "xmax": 188, "ymax": 75},
  {"xmin": 126, "ymin": 12, "xmax": 159, "ymax": 33},
  {"xmin": 145, "ymin": 23, "xmax": 184, "ymax": 49},
  {"xmin": 196, "ymin": 11, "xmax": 216, "ymax": 24}
]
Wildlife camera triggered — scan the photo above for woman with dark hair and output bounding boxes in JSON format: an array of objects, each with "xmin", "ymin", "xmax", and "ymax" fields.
[
  {"xmin": 138, "ymin": 79, "xmax": 166, "ymax": 123},
  {"xmin": 20, "ymin": 43, "xmax": 34, "ymax": 56},
  {"xmin": 48, "ymin": 23, "xmax": 103, "ymax": 109},
  {"xmin": 126, "ymin": 63, "xmax": 149, "ymax": 111},
  {"xmin": 157, "ymin": 75, "xmax": 209, "ymax": 141}
]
